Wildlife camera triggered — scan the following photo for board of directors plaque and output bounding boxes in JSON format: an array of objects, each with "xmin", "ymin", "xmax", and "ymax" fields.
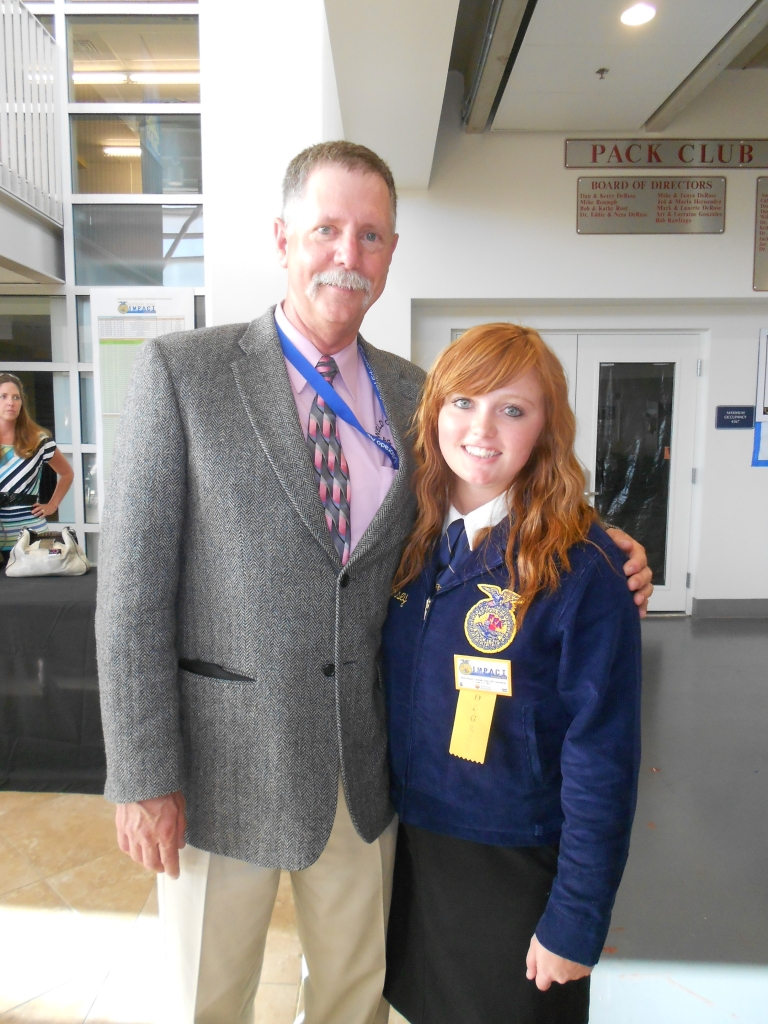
[
  {"xmin": 577, "ymin": 177, "xmax": 725, "ymax": 234},
  {"xmin": 753, "ymin": 178, "xmax": 768, "ymax": 290}
]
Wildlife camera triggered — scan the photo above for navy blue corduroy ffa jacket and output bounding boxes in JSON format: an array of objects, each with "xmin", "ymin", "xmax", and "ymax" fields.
[{"xmin": 381, "ymin": 521, "xmax": 642, "ymax": 967}]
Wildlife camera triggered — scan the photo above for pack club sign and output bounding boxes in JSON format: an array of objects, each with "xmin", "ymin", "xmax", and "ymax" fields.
[{"xmin": 565, "ymin": 139, "xmax": 768, "ymax": 169}]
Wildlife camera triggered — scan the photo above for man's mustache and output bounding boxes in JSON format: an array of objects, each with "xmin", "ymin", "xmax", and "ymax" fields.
[{"xmin": 306, "ymin": 269, "xmax": 373, "ymax": 307}]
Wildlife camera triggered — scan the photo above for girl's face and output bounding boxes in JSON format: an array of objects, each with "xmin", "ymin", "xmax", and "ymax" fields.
[
  {"xmin": 437, "ymin": 369, "xmax": 546, "ymax": 514},
  {"xmin": 0, "ymin": 382, "xmax": 22, "ymax": 426}
]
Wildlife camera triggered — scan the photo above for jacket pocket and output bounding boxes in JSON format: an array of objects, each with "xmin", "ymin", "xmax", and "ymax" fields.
[
  {"xmin": 522, "ymin": 705, "xmax": 544, "ymax": 787},
  {"xmin": 178, "ymin": 659, "xmax": 254, "ymax": 683}
]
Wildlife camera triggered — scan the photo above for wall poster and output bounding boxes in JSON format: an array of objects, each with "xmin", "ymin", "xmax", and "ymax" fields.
[{"xmin": 91, "ymin": 289, "xmax": 194, "ymax": 511}]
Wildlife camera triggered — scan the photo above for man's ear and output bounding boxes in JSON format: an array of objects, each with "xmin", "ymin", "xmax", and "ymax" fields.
[{"xmin": 274, "ymin": 218, "xmax": 289, "ymax": 268}]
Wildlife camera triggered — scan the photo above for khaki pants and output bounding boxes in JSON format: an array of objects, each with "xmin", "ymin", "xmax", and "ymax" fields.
[{"xmin": 157, "ymin": 780, "xmax": 397, "ymax": 1024}]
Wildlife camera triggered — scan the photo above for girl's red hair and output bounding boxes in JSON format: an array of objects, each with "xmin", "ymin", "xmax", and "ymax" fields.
[{"xmin": 392, "ymin": 323, "xmax": 597, "ymax": 621}]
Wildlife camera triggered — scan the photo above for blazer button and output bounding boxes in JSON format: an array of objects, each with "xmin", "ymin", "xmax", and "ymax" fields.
[
  {"xmin": 323, "ymin": 663, "xmax": 335, "ymax": 677},
  {"xmin": 339, "ymin": 573, "xmax": 350, "ymax": 588}
]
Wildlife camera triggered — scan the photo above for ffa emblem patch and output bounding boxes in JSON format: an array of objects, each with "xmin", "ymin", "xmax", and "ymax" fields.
[{"xmin": 464, "ymin": 584, "xmax": 521, "ymax": 654}]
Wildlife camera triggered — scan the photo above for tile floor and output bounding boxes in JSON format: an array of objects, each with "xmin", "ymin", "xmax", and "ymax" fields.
[{"xmin": 0, "ymin": 791, "xmax": 406, "ymax": 1024}]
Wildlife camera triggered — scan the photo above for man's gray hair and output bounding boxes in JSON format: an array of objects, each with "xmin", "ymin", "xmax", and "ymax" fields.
[{"xmin": 282, "ymin": 141, "xmax": 397, "ymax": 230}]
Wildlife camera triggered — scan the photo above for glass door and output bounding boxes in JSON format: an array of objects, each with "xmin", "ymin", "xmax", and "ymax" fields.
[{"xmin": 575, "ymin": 335, "xmax": 700, "ymax": 612}]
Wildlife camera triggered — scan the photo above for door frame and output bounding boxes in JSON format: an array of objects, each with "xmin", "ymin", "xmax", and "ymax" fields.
[{"xmin": 573, "ymin": 332, "xmax": 702, "ymax": 613}]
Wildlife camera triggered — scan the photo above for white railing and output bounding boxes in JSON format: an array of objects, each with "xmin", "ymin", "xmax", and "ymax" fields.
[{"xmin": 0, "ymin": 0, "xmax": 61, "ymax": 224}]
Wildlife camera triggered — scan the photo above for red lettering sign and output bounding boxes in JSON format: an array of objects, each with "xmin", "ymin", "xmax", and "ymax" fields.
[
  {"xmin": 607, "ymin": 145, "xmax": 623, "ymax": 164},
  {"xmin": 647, "ymin": 144, "xmax": 662, "ymax": 163},
  {"xmin": 678, "ymin": 144, "xmax": 694, "ymax": 163},
  {"xmin": 591, "ymin": 144, "xmax": 606, "ymax": 163},
  {"xmin": 740, "ymin": 143, "xmax": 754, "ymax": 164},
  {"xmin": 625, "ymin": 144, "xmax": 641, "ymax": 164}
]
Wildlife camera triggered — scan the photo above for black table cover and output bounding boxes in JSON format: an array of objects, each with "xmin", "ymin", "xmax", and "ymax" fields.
[{"xmin": 0, "ymin": 570, "xmax": 105, "ymax": 792}]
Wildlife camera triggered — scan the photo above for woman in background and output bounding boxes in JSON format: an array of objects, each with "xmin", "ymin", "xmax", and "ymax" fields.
[
  {"xmin": 0, "ymin": 373, "xmax": 74, "ymax": 561},
  {"xmin": 381, "ymin": 324, "xmax": 642, "ymax": 1024}
]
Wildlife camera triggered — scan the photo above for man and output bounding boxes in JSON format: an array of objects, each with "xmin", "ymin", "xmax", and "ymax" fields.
[{"xmin": 96, "ymin": 141, "xmax": 652, "ymax": 1024}]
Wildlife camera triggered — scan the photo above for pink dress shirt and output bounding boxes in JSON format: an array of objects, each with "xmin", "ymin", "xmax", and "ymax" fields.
[{"xmin": 275, "ymin": 303, "xmax": 397, "ymax": 554}]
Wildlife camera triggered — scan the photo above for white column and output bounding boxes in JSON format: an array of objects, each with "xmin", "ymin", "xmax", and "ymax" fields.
[{"xmin": 199, "ymin": 0, "xmax": 343, "ymax": 327}]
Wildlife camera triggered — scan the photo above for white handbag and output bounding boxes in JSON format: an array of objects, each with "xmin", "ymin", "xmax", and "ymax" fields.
[{"xmin": 5, "ymin": 527, "xmax": 91, "ymax": 577}]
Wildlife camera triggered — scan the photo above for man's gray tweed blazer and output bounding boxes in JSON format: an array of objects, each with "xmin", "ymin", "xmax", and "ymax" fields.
[{"xmin": 96, "ymin": 308, "xmax": 425, "ymax": 870}]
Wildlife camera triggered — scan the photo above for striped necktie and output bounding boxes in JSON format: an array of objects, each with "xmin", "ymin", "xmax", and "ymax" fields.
[
  {"xmin": 307, "ymin": 355, "xmax": 352, "ymax": 565},
  {"xmin": 435, "ymin": 518, "xmax": 469, "ymax": 590}
]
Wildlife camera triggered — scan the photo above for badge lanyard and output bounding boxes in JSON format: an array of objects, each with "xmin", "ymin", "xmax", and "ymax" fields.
[{"xmin": 277, "ymin": 325, "xmax": 400, "ymax": 470}]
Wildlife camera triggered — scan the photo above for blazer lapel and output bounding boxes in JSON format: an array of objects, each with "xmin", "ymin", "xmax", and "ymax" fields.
[
  {"xmin": 347, "ymin": 339, "xmax": 419, "ymax": 568},
  {"xmin": 230, "ymin": 311, "xmax": 339, "ymax": 565}
]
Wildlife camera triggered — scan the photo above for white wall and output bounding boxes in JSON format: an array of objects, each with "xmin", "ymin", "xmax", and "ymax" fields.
[
  {"xmin": 364, "ymin": 71, "xmax": 768, "ymax": 603},
  {"xmin": 199, "ymin": 0, "xmax": 342, "ymax": 327}
]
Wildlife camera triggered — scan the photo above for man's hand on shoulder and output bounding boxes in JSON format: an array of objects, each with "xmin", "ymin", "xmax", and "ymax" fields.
[
  {"xmin": 115, "ymin": 790, "xmax": 187, "ymax": 879},
  {"xmin": 605, "ymin": 527, "xmax": 653, "ymax": 618}
]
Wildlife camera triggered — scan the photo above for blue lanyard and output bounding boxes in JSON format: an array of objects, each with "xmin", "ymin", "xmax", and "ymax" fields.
[{"xmin": 276, "ymin": 323, "xmax": 400, "ymax": 470}]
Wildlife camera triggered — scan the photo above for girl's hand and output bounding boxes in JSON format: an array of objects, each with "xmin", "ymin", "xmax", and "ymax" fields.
[
  {"xmin": 526, "ymin": 934, "xmax": 592, "ymax": 991},
  {"xmin": 31, "ymin": 501, "xmax": 57, "ymax": 518}
]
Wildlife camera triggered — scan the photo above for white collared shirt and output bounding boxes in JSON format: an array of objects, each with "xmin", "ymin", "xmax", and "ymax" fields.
[{"xmin": 444, "ymin": 492, "xmax": 509, "ymax": 550}]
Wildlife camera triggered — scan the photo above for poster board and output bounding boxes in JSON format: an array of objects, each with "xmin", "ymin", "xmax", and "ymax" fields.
[{"xmin": 91, "ymin": 289, "xmax": 194, "ymax": 512}]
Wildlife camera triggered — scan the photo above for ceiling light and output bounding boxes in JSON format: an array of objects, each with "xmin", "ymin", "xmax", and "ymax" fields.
[
  {"xmin": 103, "ymin": 146, "xmax": 142, "ymax": 158},
  {"xmin": 128, "ymin": 72, "xmax": 200, "ymax": 85},
  {"xmin": 72, "ymin": 72, "xmax": 127, "ymax": 84},
  {"xmin": 621, "ymin": 3, "xmax": 656, "ymax": 26}
]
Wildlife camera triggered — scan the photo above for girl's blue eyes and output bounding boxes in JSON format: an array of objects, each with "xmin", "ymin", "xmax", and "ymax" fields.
[{"xmin": 452, "ymin": 399, "xmax": 523, "ymax": 417}]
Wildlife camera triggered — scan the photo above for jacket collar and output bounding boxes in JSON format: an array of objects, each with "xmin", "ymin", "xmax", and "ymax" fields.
[
  {"xmin": 344, "ymin": 336, "xmax": 415, "ymax": 568},
  {"xmin": 231, "ymin": 308, "xmax": 414, "ymax": 569},
  {"xmin": 428, "ymin": 518, "xmax": 510, "ymax": 596},
  {"xmin": 231, "ymin": 308, "xmax": 339, "ymax": 566}
]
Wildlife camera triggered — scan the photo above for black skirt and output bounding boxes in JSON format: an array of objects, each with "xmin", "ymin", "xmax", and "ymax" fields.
[{"xmin": 385, "ymin": 823, "xmax": 590, "ymax": 1024}]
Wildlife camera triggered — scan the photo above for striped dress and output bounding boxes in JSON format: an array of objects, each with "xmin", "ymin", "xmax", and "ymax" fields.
[{"xmin": 0, "ymin": 435, "xmax": 57, "ymax": 550}]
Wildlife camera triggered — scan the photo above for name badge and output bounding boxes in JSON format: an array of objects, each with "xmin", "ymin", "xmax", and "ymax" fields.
[
  {"xmin": 454, "ymin": 655, "xmax": 512, "ymax": 695},
  {"xmin": 449, "ymin": 655, "xmax": 513, "ymax": 765}
]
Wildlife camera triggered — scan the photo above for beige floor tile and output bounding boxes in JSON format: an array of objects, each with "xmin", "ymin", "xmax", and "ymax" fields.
[
  {"xmin": 83, "ymin": 907, "xmax": 162, "ymax": 1024},
  {"xmin": 0, "ymin": 878, "xmax": 72, "ymax": 912},
  {"xmin": 0, "ymin": 882, "xmax": 79, "ymax": 1014},
  {"xmin": 259, "ymin": 871, "xmax": 302, "ymax": 985},
  {"xmin": 0, "ymin": 832, "xmax": 41, "ymax": 897},
  {"xmin": 269, "ymin": 870, "xmax": 298, "ymax": 930},
  {"xmin": 0, "ymin": 794, "xmax": 117, "ymax": 878},
  {"xmin": 0, "ymin": 793, "xmax": 58, "ymax": 819},
  {"xmin": 0, "ymin": 978, "xmax": 99, "ymax": 1023},
  {"xmin": 252, "ymin": 983, "xmax": 298, "ymax": 1024},
  {"xmin": 260, "ymin": 926, "xmax": 303, "ymax": 985},
  {"xmin": 140, "ymin": 882, "xmax": 158, "ymax": 917},
  {"xmin": 47, "ymin": 850, "xmax": 156, "ymax": 917}
]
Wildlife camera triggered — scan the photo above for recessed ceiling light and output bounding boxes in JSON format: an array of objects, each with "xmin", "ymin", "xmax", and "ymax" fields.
[
  {"xmin": 72, "ymin": 72, "xmax": 128, "ymax": 84},
  {"xmin": 128, "ymin": 72, "xmax": 200, "ymax": 85},
  {"xmin": 621, "ymin": 3, "xmax": 656, "ymax": 26},
  {"xmin": 103, "ymin": 146, "xmax": 142, "ymax": 158}
]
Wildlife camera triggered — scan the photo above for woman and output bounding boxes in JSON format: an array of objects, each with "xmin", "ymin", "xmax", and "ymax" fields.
[
  {"xmin": 381, "ymin": 324, "xmax": 642, "ymax": 1024},
  {"xmin": 0, "ymin": 373, "xmax": 74, "ymax": 560}
]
